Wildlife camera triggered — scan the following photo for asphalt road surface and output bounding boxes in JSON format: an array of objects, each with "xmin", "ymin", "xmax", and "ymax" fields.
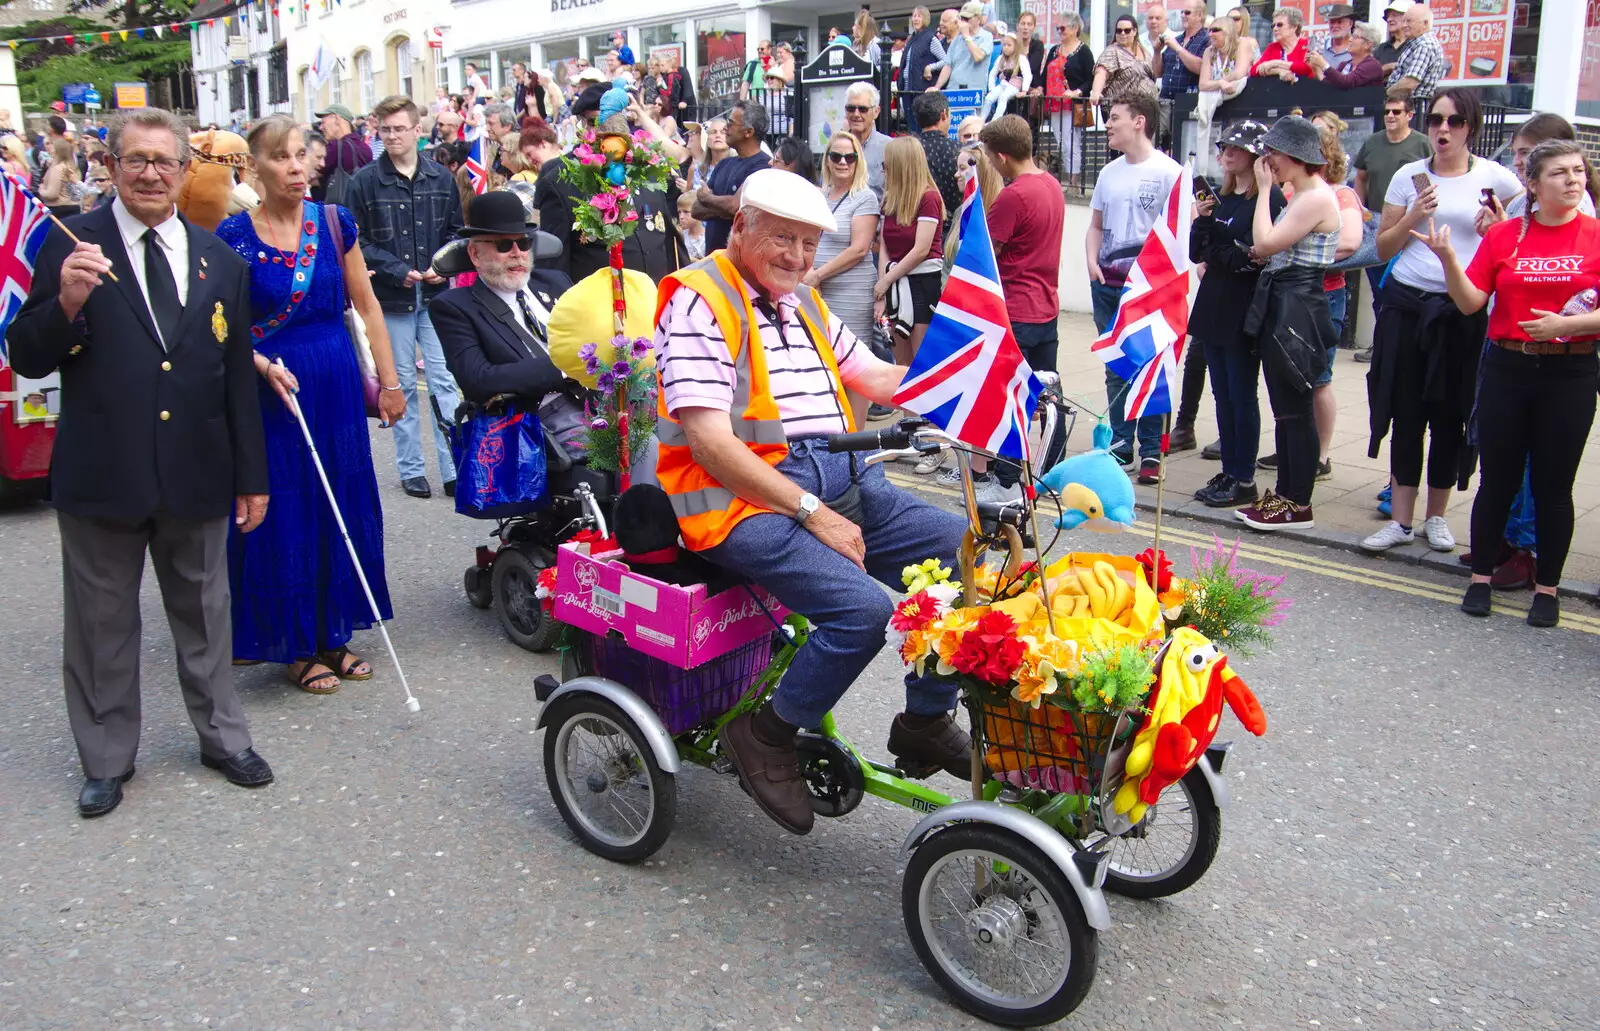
[{"xmin": 3, "ymin": 435, "xmax": 1597, "ymax": 1031}]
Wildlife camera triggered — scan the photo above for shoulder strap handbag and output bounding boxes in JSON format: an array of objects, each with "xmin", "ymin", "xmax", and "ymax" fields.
[
  {"xmin": 1326, "ymin": 189, "xmax": 1381, "ymax": 273},
  {"xmin": 324, "ymin": 204, "xmax": 382, "ymax": 418}
]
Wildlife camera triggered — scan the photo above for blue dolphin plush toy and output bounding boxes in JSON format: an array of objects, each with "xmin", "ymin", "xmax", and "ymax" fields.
[{"xmin": 1039, "ymin": 422, "xmax": 1137, "ymax": 532}]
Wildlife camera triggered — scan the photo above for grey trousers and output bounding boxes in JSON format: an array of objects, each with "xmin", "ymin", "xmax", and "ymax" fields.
[{"xmin": 58, "ymin": 511, "xmax": 254, "ymax": 779}]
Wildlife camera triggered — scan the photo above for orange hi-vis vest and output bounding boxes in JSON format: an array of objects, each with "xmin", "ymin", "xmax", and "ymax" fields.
[{"xmin": 654, "ymin": 251, "xmax": 857, "ymax": 552}]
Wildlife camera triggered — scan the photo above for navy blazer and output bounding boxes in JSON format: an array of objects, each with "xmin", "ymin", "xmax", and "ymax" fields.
[
  {"xmin": 431, "ymin": 271, "xmax": 573, "ymax": 407},
  {"xmin": 5, "ymin": 205, "xmax": 268, "ymax": 522}
]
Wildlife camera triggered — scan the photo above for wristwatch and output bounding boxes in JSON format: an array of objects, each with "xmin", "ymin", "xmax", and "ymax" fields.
[{"xmin": 794, "ymin": 492, "xmax": 820, "ymax": 526}]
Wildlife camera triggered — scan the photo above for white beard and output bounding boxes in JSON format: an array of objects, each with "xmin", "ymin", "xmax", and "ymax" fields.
[{"xmin": 477, "ymin": 265, "xmax": 531, "ymax": 294}]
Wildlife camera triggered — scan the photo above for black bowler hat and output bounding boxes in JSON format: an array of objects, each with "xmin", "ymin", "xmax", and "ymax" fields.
[
  {"xmin": 571, "ymin": 82, "xmax": 609, "ymax": 119},
  {"xmin": 459, "ymin": 191, "xmax": 531, "ymax": 238}
]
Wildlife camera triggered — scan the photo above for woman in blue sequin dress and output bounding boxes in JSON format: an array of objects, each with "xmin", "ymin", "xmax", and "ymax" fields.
[{"xmin": 218, "ymin": 115, "xmax": 407, "ymax": 694}]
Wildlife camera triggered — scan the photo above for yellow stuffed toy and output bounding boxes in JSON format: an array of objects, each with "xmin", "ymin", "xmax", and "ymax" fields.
[
  {"xmin": 178, "ymin": 129, "xmax": 255, "ymax": 231},
  {"xmin": 545, "ymin": 266, "xmax": 657, "ymax": 388},
  {"xmin": 1113, "ymin": 625, "xmax": 1267, "ymax": 823}
]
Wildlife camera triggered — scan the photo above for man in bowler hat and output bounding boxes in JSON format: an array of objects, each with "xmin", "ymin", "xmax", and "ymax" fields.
[{"xmin": 6, "ymin": 107, "xmax": 274, "ymax": 818}]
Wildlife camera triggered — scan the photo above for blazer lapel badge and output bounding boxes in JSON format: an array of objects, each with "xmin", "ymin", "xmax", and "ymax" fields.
[{"xmin": 212, "ymin": 301, "xmax": 227, "ymax": 344}]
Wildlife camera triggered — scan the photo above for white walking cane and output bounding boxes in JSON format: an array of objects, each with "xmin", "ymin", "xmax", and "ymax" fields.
[{"xmin": 276, "ymin": 359, "xmax": 421, "ymax": 713}]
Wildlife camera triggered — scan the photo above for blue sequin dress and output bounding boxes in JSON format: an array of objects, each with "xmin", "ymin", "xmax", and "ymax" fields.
[{"xmin": 217, "ymin": 202, "xmax": 393, "ymax": 663}]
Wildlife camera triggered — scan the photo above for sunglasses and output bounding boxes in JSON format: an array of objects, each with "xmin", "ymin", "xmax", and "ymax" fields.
[
  {"xmin": 844, "ymin": 104, "xmax": 872, "ymax": 113},
  {"xmin": 1116, "ymin": 26, "xmax": 1135, "ymax": 34},
  {"xmin": 1384, "ymin": 108, "xmax": 1407, "ymax": 117},
  {"xmin": 486, "ymin": 236, "xmax": 533, "ymax": 253},
  {"xmin": 828, "ymin": 151, "xmax": 860, "ymax": 164},
  {"xmin": 1209, "ymin": 26, "xmax": 1225, "ymax": 32},
  {"xmin": 1426, "ymin": 113, "xmax": 1469, "ymax": 129}
]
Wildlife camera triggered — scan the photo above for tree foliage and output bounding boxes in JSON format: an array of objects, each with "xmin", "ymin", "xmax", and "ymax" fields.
[
  {"xmin": 64, "ymin": 0, "xmax": 196, "ymax": 30},
  {"xmin": 1, "ymin": 16, "xmax": 192, "ymax": 110}
]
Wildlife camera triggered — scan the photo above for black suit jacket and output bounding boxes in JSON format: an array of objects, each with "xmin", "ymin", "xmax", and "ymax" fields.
[
  {"xmin": 5, "ymin": 205, "xmax": 268, "ymax": 521},
  {"xmin": 532, "ymin": 157, "xmax": 683, "ymax": 284},
  {"xmin": 430, "ymin": 272, "xmax": 573, "ymax": 406}
]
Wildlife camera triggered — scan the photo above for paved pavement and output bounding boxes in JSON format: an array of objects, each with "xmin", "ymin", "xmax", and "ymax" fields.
[
  {"xmin": 2, "ymin": 426, "xmax": 1597, "ymax": 1030},
  {"xmin": 1044, "ymin": 313, "xmax": 1600, "ymax": 592}
]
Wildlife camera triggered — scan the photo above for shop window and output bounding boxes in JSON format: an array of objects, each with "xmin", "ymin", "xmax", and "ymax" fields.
[
  {"xmin": 461, "ymin": 53, "xmax": 492, "ymax": 93},
  {"xmin": 640, "ymin": 23, "xmax": 686, "ymax": 78},
  {"xmin": 545, "ymin": 37, "xmax": 582, "ymax": 96},
  {"xmin": 355, "ymin": 50, "xmax": 374, "ymax": 114},
  {"xmin": 697, "ymin": 17, "xmax": 748, "ymax": 120},
  {"xmin": 393, "ymin": 38, "xmax": 414, "ymax": 98},
  {"xmin": 269, "ymin": 45, "xmax": 290, "ymax": 105}
]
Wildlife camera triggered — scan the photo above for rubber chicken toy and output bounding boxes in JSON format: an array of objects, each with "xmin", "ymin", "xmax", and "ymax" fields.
[{"xmin": 1113, "ymin": 626, "xmax": 1266, "ymax": 823}]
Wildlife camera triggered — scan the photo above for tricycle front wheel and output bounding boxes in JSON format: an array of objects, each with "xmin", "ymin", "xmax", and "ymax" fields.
[
  {"xmin": 543, "ymin": 693, "xmax": 676, "ymax": 863},
  {"xmin": 903, "ymin": 823, "xmax": 1097, "ymax": 1027}
]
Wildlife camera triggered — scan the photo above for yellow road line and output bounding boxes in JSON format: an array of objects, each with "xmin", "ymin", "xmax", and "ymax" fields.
[{"xmin": 886, "ymin": 469, "xmax": 1600, "ymax": 636}]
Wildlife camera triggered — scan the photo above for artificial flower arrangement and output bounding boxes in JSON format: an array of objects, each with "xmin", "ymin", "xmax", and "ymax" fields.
[
  {"xmin": 575, "ymin": 334, "xmax": 657, "ymax": 475},
  {"xmin": 559, "ymin": 128, "xmax": 676, "ymax": 248},
  {"xmin": 1135, "ymin": 536, "xmax": 1290, "ymax": 655}
]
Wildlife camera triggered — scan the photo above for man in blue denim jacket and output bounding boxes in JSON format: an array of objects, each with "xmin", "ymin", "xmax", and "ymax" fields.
[{"xmin": 347, "ymin": 94, "xmax": 465, "ymax": 499}]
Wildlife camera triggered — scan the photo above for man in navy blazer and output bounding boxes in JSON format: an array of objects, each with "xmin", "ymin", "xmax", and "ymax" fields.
[
  {"xmin": 431, "ymin": 191, "xmax": 590, "ymax": 457},
  {"xmin": 6, "ymin": 108, "xmax": 274, "ymax": 818}
]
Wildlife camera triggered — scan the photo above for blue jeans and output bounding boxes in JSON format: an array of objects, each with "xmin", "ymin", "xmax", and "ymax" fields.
[
  {"xmin": 1091, "ymin": 281, "xmax": 1163, "ymax": 460},
  {"xmin": 993, "ymin": 319, "xmax": 1060, "ymax": 488},
  {"xmin": 705, "ymin": 441, "xmax": 968, "ymax": 728},
  {"xmin": 1313, "ymin": 285, "xmax": 1347, "ymax": 388},
  {"xmin": 1364, "ymin": 264, "xmax": 1387, "ymax": 321},
  {"xmin": 1203, "ymin": 336, "xmax": 1261, "ymax": 484},
  {"xmin": 386, "ymin": 298, "xmax": 459, "ymax": 483}
]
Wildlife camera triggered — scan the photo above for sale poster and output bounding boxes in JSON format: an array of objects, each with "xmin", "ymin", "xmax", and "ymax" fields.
[
  {"xmin": 1429, "ymin": 0, "xmax": 1516, "ymax": 86},
  {"xmin": 697, "ymin": 32, "xmax": 747, "ymax": 119},
  {"xmin": 1432, "ymin": 19, "xmax": 1464, "ymax": 79}
]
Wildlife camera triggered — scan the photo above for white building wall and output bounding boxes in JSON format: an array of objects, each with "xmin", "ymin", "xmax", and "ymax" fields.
[
  {"xmin": 190, "ymin": 5, "xmax": 292, "ymax": 127},
  {"xmin": 285, "ymin": 0, "xmax": 445, "ymax": 124}
]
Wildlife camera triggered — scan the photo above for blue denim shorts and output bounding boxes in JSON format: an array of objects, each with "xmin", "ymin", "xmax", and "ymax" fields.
[{"xmin": 1313, "ymin": 284, "xmax": 1348, "ymax": 388}]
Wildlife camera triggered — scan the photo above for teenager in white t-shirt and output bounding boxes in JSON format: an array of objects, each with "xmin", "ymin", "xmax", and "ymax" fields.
[{"xmin": 1086, "ymin": 93, "xmax": 1181, "ymax": 478}]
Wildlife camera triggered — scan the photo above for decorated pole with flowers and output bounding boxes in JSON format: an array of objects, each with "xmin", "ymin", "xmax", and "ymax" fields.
[{"xmin": 557, "ymin": 126, "xmax": 675, "ymax": 489}]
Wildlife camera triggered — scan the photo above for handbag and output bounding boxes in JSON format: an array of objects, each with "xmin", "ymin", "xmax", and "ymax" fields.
[
  {"xmin": 448, "ymin": 399, "xmax": 550, "ymax": 519},
  {"xmin": 1326, "ymin": 207, "xmax": 1382, "ymax": 274},
  {"xmin": 323, "ymin": 204, "xmax": 382, "ymax": 417}
]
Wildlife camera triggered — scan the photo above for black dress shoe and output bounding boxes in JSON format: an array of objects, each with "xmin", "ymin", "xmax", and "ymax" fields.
[
  {"xmin": 442, "ymin": 479, "xmax": 456, "ymax": 498},
  {"xmin": 79, "ymin": 768, "xmax": 134, "ymax": 818},
  {"xmin": 402, "ymin": 476, "xmax": 432, "ymax": 498},
  {"xmin": 1198, "ymin": 478, "xmax": 1258, "ymax": 508},
  {"xmin": 201, "ymin": 747, "xmax": 274, "ymax": 787}
]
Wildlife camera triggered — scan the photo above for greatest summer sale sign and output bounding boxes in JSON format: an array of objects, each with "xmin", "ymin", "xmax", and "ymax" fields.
[{"xmin": 1429, "ymin": 0, "xmax": 1515, "ymax": 86}]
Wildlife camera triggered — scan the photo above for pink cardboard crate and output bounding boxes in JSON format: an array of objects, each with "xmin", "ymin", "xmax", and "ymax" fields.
[{"xmin": 553, "ymin": 543, "xmax": 787, "ymax": 668}]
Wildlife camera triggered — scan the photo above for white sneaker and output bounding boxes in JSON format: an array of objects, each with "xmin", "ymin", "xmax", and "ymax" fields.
[
  {"xmin": 1422, "ymin": 515, "xmax": 1457, "ymax": 552},
  {"xmin": 913, "ymin": 449, "xmax": 950, "ymax": 475},
  {"xmin": 974, "ymin": 478, "xmax": 1023, "ymax": 505},
  {"xmin": 1361, "ymin": 520, "xmax": 1415, "ymax": 552}
]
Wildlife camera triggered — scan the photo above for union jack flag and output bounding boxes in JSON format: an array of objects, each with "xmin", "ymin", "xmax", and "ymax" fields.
[
  {"xmin": 891, "ymin": 178, "xmax": 1040, "ymax": 461},
  {"xmin": 464, "ymin": 135, "xmax": 490, "ymax": 196},
  {"xmin": 1090, "ymin": 164, "xmax": 1196, "ymax": 421},
  {"xmin": 0, "ymin": 173, "xmax": 54, "ymax": 362}
]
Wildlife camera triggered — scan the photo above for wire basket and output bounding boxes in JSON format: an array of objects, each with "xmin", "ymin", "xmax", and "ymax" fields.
[
  {"xmin": 573, "ymin": 631, "xmax": 774, "ymax": 736},
  {"xmin": 973, "ymin": 694, "xmax": 1133, "ymax": 798}
]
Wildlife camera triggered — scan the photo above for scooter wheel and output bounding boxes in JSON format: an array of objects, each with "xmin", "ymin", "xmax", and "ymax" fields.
[
  {"xmin": 903, "ymin": 823, "xmax": 1097, "ymax": 1027},
  {"xmin": 492, "ymin": 548, "xmax": 563, "ymax": 652},
  {"xmin": 464, "ymin": 565, "xmax": 493, "ymax": 609},
  {"xmin": 543, "ymin": 692, "xmax": 676, "ymax": 863}
]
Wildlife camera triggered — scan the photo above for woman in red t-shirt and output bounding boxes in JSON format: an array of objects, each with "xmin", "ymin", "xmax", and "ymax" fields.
[
  {"xmin": 875, "ymin": 136, "xmax": 946, "ymax": 364},
  {"xmin": 1414, "ymin": 140, "xmax": 1600, "ymax": 627}
]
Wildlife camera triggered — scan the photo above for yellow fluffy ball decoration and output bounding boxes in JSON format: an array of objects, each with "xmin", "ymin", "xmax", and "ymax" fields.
[{"xmin": 545, "ymin": 267, "xmax": 658, "ymax": 388}]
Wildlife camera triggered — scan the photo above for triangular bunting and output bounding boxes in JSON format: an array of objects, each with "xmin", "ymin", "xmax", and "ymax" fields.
[
  {"xmin": 150, "ymin": 26, "xmax": 159, "ymax": 36},
  {"xmin": 119, "ymin": 29, "xmax": 127, "ymax": 40},
  {"xmin": 64, "ymin": 34, "xmax": 74, "ymax": 45},
  {"xmin": 223, "ymin": 16, "xmax": 231, "ymax": 26},
  {"xmin": 100, "ymin": 32, "xmax": 110, "ymax": 42}
]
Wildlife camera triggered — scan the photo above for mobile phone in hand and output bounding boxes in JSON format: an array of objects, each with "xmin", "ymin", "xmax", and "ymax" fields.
[
  {"xmin": 1411, "ymin": 171, "xmax": 1431, "ymax": 195},
  {"xmin": 1194, "ymin": 176, "xmax": 1221, "ymax": 207}
]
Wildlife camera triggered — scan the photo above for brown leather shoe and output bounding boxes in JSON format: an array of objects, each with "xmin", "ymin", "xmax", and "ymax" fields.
[
  {"xmin": 888, "ymin": 712, "xmax": 976, "ymax": 780},
  {"xmin": 1168, "ymin": 423, "xmax": 1197, "ymax": 452},
  {"xmin": 719, "ymin": 713, "xmax": 814, "ymax": 835}
]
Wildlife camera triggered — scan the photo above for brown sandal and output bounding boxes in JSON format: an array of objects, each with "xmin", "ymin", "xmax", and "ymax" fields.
[
  {"xmin": 288, "ymin": 659, "xmax": 341, "ymax": 694},
  {"xmin": 318, "ymin": 646, "xmax": 373, "ymax": 681}
]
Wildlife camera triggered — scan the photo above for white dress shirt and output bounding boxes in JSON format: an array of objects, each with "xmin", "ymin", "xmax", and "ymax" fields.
[
  {"xmin": 489, "ymin": 283, "xmax": 550, "ymax": 351},
  {"xmin": 111, "ymin": 196, "xmax": 188, "ymax": 346}
]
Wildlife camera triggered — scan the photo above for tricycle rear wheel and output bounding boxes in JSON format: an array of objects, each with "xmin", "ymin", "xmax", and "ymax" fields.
[
  {"xmin": 1098, "ymin": 766, "xmax": 1221, "ymax": 899},
  {"xmin": 903, "ymin": 823, "xmax": 1097, "ymax": 1027},
  {"xmin": 543, "ymin": 693, "xmax": 676, "ymax": 863}
]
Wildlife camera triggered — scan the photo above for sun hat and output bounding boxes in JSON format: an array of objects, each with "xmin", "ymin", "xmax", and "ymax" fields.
[
  {"xmin": 1260, "ymin": 116, "xmax": 1327, "ymax": 167},
  {"xmin": 959, "ymin": 1, "xmax": 985, "ymax": 19},
  {"xmin": 1217, "ymin": 119, "xmax": 1271, "ymax": 156}
]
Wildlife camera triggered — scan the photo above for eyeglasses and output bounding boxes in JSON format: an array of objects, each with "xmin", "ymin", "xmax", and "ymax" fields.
[
  {"xmin": 116, "ymin": 154, "xmax": 183, "ymax": 176},
  {"xmin": 486, "ymin": 236, "xmax": 533, "ymax": 253},
  {"xmin": 1426, "ymin": 113, "xmax": 1469, "ymax": 129},
  {"xmin": 828, "ymin": 151, "xmax": 859, "ymax": 164},
  {"xmin": 844, "ymin": 104, "xmax": 872, "ymax": 113},
  {"xmin": 377, "ymin": 125, "xmax": 417, "ymax": 136}
]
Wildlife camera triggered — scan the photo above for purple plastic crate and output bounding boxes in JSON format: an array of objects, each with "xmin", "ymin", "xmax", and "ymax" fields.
[{"xmin": 578, "ymin": 631, "xmax": 773, "ymax": 735}]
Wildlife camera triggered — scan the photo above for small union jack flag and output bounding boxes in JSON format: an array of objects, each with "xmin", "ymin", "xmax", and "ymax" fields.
[
  {"xmin": 0, "ymin": 173, "xmax": 55, "ymax": 362},
  {"xmin": 464, "ymin": 135, "xmax": 490, "ymax": 196},
  {"xmin": 891, "ymin": 178, "xmax": 1040, "ymax": 461},
  {"xmin": 1090, "ymin": 164, "xmax": 1196, "ymax": 421}
]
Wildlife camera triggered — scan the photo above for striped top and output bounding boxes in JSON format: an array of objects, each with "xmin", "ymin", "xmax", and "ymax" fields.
[{"xmin": 657, "ymin": 287, "xmax": 884, "ymax": 437}]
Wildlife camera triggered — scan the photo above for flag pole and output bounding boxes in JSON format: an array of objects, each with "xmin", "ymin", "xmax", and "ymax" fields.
[
  {"xmin": 1152, "ymin": 412, "xmax": 1170, "ymax": 561},
  {"xmin": 44, "ymin": 210, "xmax": 119, "ymax": 283},
  {"xmin": 1021, "ymin": 458, "xmax": 1059, "ymax": 639}
]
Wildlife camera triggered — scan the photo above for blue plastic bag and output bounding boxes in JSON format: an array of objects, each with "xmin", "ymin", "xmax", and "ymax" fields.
[{"xmin": 449, "ymin": 403, "xmax": 549, "ymax": 519}]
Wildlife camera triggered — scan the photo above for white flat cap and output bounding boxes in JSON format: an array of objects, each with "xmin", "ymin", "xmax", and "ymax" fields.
[
  {"xmin": 575, "ymin": 66, "xmax": 608, "ymax": 84},
  {"xmin": 739, "ymin": 169, "xmax": 838, "ymax": 232}
]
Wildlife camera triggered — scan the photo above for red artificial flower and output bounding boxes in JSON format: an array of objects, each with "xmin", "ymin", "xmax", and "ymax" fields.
[
  {"xmin": 949, "ymin": 610, "xmax": 1027, "ymax": 685},
  {"xmin": 1136, "ymin": 548, "xmax": 1173, "ymax": 593},
  {"xmin": 535, "ymin": 566, "xmax": 558, "ymax": 612},
  {"xmin": 890, "ymin": 591, "xmax": 942, "ymax": 634},
  {"xmin": 571, "ymin": 528, "xmax": 618, "ymax": 552}
]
